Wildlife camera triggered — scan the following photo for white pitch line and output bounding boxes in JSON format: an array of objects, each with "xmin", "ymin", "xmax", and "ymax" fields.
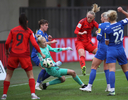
[{"xmin": 0, "ymin": 69, "xmax": 122, "ymax": 88}]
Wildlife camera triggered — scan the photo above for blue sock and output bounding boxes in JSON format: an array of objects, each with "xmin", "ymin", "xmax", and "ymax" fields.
[
  {"xmin": 89, "ymin": 69, "xmax": 96, "ymax": 84},
  {"xmin": 109, "ymin": 71, "xmax": 115, "ymax": 88},
  {"xmin": 104, "ymin": 69, "xmax": 110, "ymax": 84},
  {"xmin": 42, "ymin": 72, "xmax": 50, "ymax": 81},
  {"xmin": 37, "ymin": 69, "xmax": 46, "ymax": 83},
  {"xmin": 125, "ymin": 71, "xmax": 128, "ymax": 81}
]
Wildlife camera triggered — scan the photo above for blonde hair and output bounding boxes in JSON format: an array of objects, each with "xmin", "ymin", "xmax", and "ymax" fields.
[
  {"xmin": 107, "ymin": 10, "xmax": 117, "ymax": 21},
  {"xmin": 101, "ymin": 12, "xmax": 108, "ymax": 20},
  {"xmin": 36, "ymin": 34, "xmax": 45, "ymax": 44},
  {"xmin": 88, "ymin": 3, "xmax": 100, "ymax": 17}
]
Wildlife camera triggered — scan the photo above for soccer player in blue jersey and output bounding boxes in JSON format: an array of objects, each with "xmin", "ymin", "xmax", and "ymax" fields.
[
  {"xmin": 79, "ymin": 12, "xmax": 111, "ymax": 92},
  {"xmin": 105, "ymin": 7, "xmax": 128, "ymax": 96},
  {"xmin": 31, "ymin": 19, "xmax": 57, "ymax": 90}
]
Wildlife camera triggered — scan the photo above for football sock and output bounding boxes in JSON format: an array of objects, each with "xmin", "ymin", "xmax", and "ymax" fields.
[
  {"xmin": 73, "ymin": 75, "xmax": 83, "ymax": 85},
  {"xmin": 29, "ymin": 78, "xmax": 35, "ymax": 93},
  {"xmin": 79, "ymin": 56, "xmax": 85, "ymax": 69},
  {"xmin": 109, "ymin": 71, "xmax": 115, "ymax": 88},
  {"xmin": 89, "ymin": 69, "xmax": 96, "ymax": 84},
  {"xmin": 107, "ymin": 84, "xmax": 110, "ymax": 89},
  {"xmin": 87, "ymin": 84, "xmax": 92, "ymax": 88},
  {"xmin": 125, "ymin": 71, "xmax": 128, "ymax": 80},
  {"xmin": 104, "ymin": 69, "xmax": 110, "ymax": 84},
  {"xmin": 35, "ymin": 82, "xmax": 40, "ymax": 87},
  {"xmin": 37, "ymin": 69, "xmax": 46, "ymax": 83},
  {"xmin": 3, "ymin": 81, "xmax": 10, "ymax": 94},
  {"xmin": 46, "ymin": 82, "xmax": 49, "ymax": 86},
  {"xmin": 49, "ymin": 78, "xmax": 62, "ymax": 85}
]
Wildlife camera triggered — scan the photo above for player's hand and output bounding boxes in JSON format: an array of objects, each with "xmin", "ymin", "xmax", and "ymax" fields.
[
  {"xmin": 56, "ymin": 61, "xmax": 62, "ymax": 66},
  {"xmin": 40, "ymin": 52, "xmax": 46, "ymax": 58},
  {"xmin": 39, "ymin": 57, "xmax": 43, "ymax": 61},
  {"xmin": 66, "ymin": 47, "xmax": 73, "ymax": 51},
  {"xmin": 53, "ymin": 61, "xmax": 62, "ymax": 66},
  {"xmin": 48, "ymin": 35, "xmax": 52, "ymax": 41},
  {"xmin": 82, "ymin": 31, "xmax": 87, "ymax": 34},
  {"xmin": 5, "ymin": 50, "xmax": 9, "ymax": 57},
  {"xmin": 51, "ymin": 39, "xmax": 57, "ymax": 43},
  {"xmin": 95, "ymin": 30, "xmax": 98, "ymax": 35},
  {"xmin": 117, "ymin": 7, "xmax": 123, "ymax": 12}
]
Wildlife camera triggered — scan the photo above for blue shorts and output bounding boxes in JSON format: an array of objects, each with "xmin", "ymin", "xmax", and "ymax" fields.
[
  {"xmin": 95, "ymin": 48, "xmax": 107, "ymax": 60},
  {"xmin": 95, "ymin": 44, "xmax": 107, "ymax": 60},
  {"xmin": 106, "ymin": 47, "xmax": 127, "ymax": 65}
]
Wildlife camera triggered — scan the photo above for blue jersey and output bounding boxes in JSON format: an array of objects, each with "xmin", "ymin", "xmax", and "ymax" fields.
[
  {"xmin": 105, "ymin": 18, "xmax": 128, "ymax": 65},
  {"xmin": 95, "ymin": 22, "xmax": 110, "ymax": 60},
  {"xmin": 97, "ymin": 22, "xmax": 110, "ymax": 46},
  {"xmin": 37, "ymin": 30, "xmax": 49, "ymax": 42},
  {"xmin": 31, "ymin": 30, "xmax": 49, "ymax": 66},
  {"xmin": 105, "ymin": 18, "xmax": 128, "ymax": 47}
]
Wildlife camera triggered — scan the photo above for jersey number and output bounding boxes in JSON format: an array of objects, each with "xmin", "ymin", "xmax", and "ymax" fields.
[
  {"xmin": 16, "ymin": 33, "xmax": 23, "ymax": 46},
  {"xmin": 113, "ymin": 29, "xmax": 123, "ymax": 44}
]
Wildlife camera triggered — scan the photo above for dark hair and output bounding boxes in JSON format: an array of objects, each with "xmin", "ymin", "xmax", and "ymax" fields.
[
  {"xmin": 38, "ymin": 19, "xmax": 48, "ymax": 28},
  {"xmin": 19, "ymin": 13, "xmax": 28, "ymax": 30}
]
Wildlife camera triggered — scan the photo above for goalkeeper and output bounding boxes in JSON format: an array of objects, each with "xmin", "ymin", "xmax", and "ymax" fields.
[{"xmin": 37, "ymin": 35, "xmax": 87, "ymax": 89}]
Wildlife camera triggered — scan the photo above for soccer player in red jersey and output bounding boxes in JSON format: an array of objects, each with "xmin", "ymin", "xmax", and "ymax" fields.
[
  {"xmin": 74, "ymin": 4, "xmax": 100, "ymax": 75},
  {"xmin": 1, "ymin": 14, "xmax": 45, "ymax": 100}
]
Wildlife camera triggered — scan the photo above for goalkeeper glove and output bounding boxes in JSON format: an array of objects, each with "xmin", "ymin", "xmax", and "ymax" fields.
[
  {"xmin": 53, "ymin": 61, "xmax": 62, "ymax": 66},
  {"xmin": 62, "ymin": 47, "xmax": 73, "ymax": 51}
]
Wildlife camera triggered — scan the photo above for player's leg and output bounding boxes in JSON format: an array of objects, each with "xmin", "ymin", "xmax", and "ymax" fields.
[
  {"xmin": 35, "ymin": 69, "xmax": 46, "ymax": 90},
  {"xmin": 1, "ymin": 57, "xmax": 18, "ymax": 100},
  {"xmin": 80, "ymin": 57, "xmax": 102, "ymax": 92},
  {"xmin": 25, "ymin": 68, "xmax": 40, "ymax": 99},
  {"xmin": 103, "ymin": 59, "xmax": 110, "ymax": 92},
  {"xmin": 42, "ymin": 76, "xmax": 65, "ymax": 89},
  {"xmin": 78, "ymin": 49, "xmax": 86, "ymax": 75},
  {"xmin": 121, "ymin": 64, "xmax": 128, "ymax": 80},
  {"xmin": 117, "ymin": 49, "xmax": 128, "ymax": 81},
  {"xmin": 107, "ymin": 63, "xmax": 116, "ymax": 96},
  {"xmin": 75, "ymin": 41, "xmax": 86, "ymax": 75},
  {"xmin": 1, "ymin": 68, "xmax": 14, "ymax": 100},
  {"xmin": 21, "ymin": 57, "xmax": 40, "ymax": 99},
  {"xmin": 67, "ymin": 69, "xmax": 86, "ymax": 87}
]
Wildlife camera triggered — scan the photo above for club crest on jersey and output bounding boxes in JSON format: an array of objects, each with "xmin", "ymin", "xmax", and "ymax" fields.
[{"xmin": 98, "ymin": 28, "xmax": 101, "ymax": 33}]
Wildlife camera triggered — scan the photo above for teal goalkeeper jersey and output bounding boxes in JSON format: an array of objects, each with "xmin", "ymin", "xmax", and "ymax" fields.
[{"xmin": 37, "ymin": 44, "xmax": 64, "ymax": 76}]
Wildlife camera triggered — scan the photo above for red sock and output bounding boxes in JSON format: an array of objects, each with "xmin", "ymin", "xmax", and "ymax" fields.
[
  {"xmin": 3, "ymin": 81, "xmax": 10, "ymax": 94},
  {"xmin": 79, "ymin": 56, "xmax": 85, "ymax": 69},
  {"xmin": 29, "ymin": 78, "xmax": 35, "ymax": 93}
]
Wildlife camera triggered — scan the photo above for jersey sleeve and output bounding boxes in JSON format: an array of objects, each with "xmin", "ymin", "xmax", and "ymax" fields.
[
  {"xmin": 29, "ymin": 31, "xmax": 41, "ymax": 53},
  {"xmin": 93, "ymin": 20, "xmax": 99, "ymax": 29},
  {"xmin": 96, "ymin": 24, "xmax": 103, "ymax": 41},
  {"xmin": 74, "ymin": 20, "xmax": 83, "ymax": 34},
  {"xmin": 36, "ymin": 30, "xmax": 42, "ymax": 35},
  {"xmin": 120, "ymin": 18, "xmax": 128, "ymax": 26},
  {"xmin": 5, "ymin": 30, "xmax": 13, "ymax": 50},
  {"xmin": 47, "ymin": 45, "xmax": 63, "ymax": 52}
]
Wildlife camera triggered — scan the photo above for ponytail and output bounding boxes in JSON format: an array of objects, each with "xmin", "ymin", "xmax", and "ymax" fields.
[{"xmin": 19, "ymin": 13, "xmax": 28, "ymax": 30}]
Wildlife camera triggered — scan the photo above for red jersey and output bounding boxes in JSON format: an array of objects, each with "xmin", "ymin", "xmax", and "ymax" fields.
[
  {"xmin": 74, "ymin": 17, "xmax": 98, "ymax": 42},
  {"xmin": 5, "ymin": 25, "xmax": 41, "ymax": 57}
]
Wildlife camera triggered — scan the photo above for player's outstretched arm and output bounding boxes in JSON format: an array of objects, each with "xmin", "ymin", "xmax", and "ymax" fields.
[
  {"xmin": 117, "ymin": 7, "xmax": 128, "ymax": 18},
  {"xmin": 62, "ymin": 47, "xmax": 73, "ymax": 51}
]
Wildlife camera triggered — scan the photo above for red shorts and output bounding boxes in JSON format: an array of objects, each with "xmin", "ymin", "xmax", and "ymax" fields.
[
  {"xmin": 75, "ymin": 40, "xmax": 97, "ymax": 53},
  {"xmin": 7, "ymin": 56, "xmax": 33, "ymax": 72}
]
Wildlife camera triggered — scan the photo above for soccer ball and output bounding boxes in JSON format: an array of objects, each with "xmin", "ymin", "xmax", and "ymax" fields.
[{"xmin": 43, "ymin": 58, "xmax": 53, "ymax": 68}]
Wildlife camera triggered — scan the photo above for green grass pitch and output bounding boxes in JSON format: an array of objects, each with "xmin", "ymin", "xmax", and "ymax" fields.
[{"xmin": 0, "ymin": 61, "xmax": 128, "ymax": 100}]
